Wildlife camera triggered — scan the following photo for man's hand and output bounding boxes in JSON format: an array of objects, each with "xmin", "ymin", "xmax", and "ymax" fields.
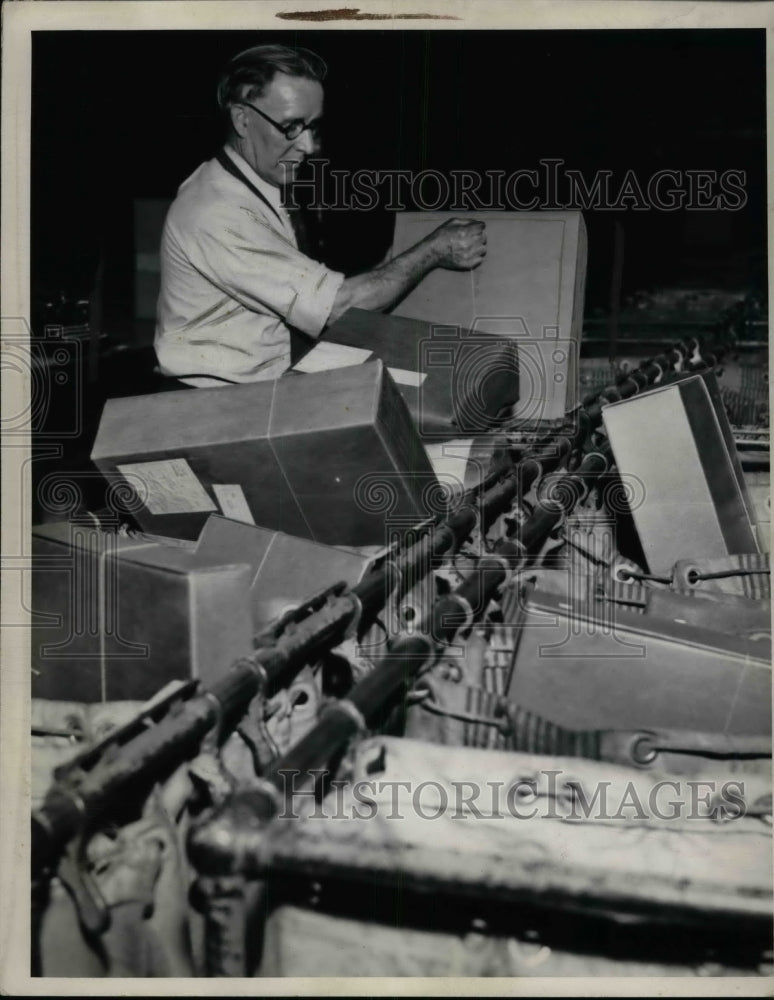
[
  {"xmin": 328, "ymin": 218, "xmax": 487, "ymax": 323},
  {"xmin": 427, "ymin": 218, "xmax": 487, "ymax": 271}
]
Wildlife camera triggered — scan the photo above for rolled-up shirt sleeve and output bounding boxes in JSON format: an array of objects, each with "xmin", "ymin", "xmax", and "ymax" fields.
[{"xmin": 182, "ymin": 203, "xmax": 344, "ymax": 338}]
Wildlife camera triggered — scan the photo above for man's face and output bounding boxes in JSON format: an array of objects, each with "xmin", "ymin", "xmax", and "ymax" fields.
[{"xmin": 233, "ymin": 71, "xmax": 324, "ymax": 188}]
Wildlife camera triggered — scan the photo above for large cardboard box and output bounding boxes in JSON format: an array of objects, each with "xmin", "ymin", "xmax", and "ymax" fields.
[
  {"xmin": 602, "ymin": 372, "xmax": 760, "ymax": 576},
  {"xmin": 390, "ymin": 210, "xmax": 587, "ymax": 423},
  {"xmin": 91, "ymin": 361, "xmax": 437, "ymax": 546},
  {"xmin": 295, "ymin": 307, "xmax": 520, "ymax": 440},
  {"xmin": 31, "ymin": 521, "xmax": 254, "ymax": 702},
  {"xmin": 501, "ymin": 581, "xmax": 771, "ymax": 736}
]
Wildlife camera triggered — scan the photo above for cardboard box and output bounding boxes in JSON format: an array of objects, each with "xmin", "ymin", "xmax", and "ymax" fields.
[
  {"xmin": 31, "ymin": 521, "xmax": 254, "ymax": 702},
  {"xmin": 390, "ymin": 211, "xmax": 587, "ymax": 423},
  {"xmin": 91, "ymin": 360, "xmax": 437, "ymax": 546},
  {"xmin": 602, "ymin": 372, "xmax": 760, "ymax": 576},
  {"xmin": 501, "ymin": 580, "xmax": 771, "ymax": 736},
  {"xmin": 296, "ymin": 308, "xmax": 519, "ymax": 440},
  {"xmin": 194, "ymin": 515, "xmax": 373, "ymax": 633}
]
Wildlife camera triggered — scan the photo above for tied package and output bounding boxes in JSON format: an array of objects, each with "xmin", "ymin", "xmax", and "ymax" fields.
[
  {"xmin": 601, "ymin": 371, "xmax": 760, "ymax": 576},
  {"xmin": 31, "ymin": 520, "xmax": 254, "ymax": 702},
  {"xmin": 92, "ymin": 360, "xmax": 437, "ymax": 546},
  {"xmin": 294, "ymin": 307, "xmax": 520, "ymax": 440},
  {"xmin": 389, "ymin": 210, "xmax": 587, "ymax": 424},
  {"xmin": 31, "ymin": 516, "xmax": 374, "ymax": 703}
]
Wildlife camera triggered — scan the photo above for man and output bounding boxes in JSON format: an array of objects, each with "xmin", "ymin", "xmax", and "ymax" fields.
[{"xmin": 155, "ymin": 44, "xmax": 486, "ymax": 387}]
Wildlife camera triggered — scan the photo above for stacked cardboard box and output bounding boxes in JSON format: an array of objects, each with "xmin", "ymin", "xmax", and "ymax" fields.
[{"xmin": 92, "ymin": 360, "xmax": 436, "ymax": 546}]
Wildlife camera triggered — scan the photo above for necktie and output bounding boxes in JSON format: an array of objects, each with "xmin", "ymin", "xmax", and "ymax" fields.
[
  {"xmin": 285, "ymin": 203, "xmax": 320, "ymax": 261},
  {"xmin": 215, "ymin": 151, "xmax": 321, "ymax": 365}
]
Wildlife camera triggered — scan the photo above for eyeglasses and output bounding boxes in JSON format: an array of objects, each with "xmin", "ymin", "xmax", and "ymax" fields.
[{"xmin": 234, "ymin": 100, "xmax": 322, "ymax": 141}]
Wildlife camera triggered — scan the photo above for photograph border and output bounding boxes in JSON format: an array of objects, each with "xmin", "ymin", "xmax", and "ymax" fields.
[{"xmin": 2, "ymin": 1, "xmax": 772, "ymax": 995}]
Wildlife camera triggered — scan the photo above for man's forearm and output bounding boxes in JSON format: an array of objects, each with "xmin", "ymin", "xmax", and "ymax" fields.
[{"xmin": 327, "ymin": 238, "xmax": 439, "ymax": 324}]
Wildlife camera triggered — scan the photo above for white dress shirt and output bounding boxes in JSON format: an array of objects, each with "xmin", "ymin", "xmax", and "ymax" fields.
[{"xmin": 155, "ymin": 147, "xmax": 344, "ymax": 387}]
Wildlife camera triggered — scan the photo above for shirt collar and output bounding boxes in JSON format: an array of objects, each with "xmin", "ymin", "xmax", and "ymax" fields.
[{"xmin": 223, "ymin": 145, "xmax": 286, "ymax": 215}]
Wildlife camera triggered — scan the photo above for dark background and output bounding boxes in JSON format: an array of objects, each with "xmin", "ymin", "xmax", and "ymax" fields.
[{"xmin": 32, "ymin": 28, "xmax": 767, "ymax": 334}]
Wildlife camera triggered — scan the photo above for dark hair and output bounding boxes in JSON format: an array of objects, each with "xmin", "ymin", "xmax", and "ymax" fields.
[{"xmin": 217, "ymin": 43, "xmax": 327, "ymax": 117}]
